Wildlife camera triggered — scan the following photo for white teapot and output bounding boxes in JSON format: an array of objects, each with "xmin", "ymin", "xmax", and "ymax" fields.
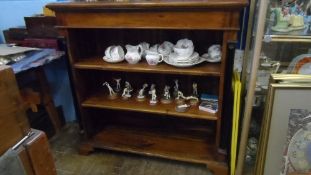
[
  {"xmin": 125, "ymin": 44, "xmax": 143, "ymax": 64},
  {"xmin": 103, "ymin": 45, "xmax": 124, "ymax": 63}
]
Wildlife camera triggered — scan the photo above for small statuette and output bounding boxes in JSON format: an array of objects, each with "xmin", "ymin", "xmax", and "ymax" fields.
[
  {"xmin": 122, "ymin": 81, "xmax": 133, "ymax": 100},
  {"xmin": 190, "ymin": 83, "xmax": 199, "ymax": 106},
  {"xmin": 192, "ymin": 83, "xmax": 198, "ymax": 97},
  {"xmin": 136, "ymin": 83, "xmax": 148, "ymax": 101},
  {"xmin": 103, "ymin": 82, "xmax": 117, "ymax": 100},
  {"xmin": 114, "ymin": 78, "xmax": 122, "ymax": 93},
  {"xmin": 149, "ymin": 84, "xmax": 157, "ymax": 105},
  {"xmin": 161, "ymin": 85, "xmax": 172, "ymax": 104},
  {"xmin": 173, "ymin": 79, "xmax": 179, "ymax": 98},
  {"xmin": 175, "ymin": 90, "xmax": 186, "ymax": 105}
]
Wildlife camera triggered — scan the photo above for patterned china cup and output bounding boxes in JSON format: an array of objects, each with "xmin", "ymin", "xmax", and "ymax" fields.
[
  {"xmin": 208, "ymin": 45, "xmax": 221, "ymax": 61},
  {"xmin": 104, "ymin": 45, "xmax": 125, "ymax": 62},
  {"xmin": 146, "ymin": 52, "xmax": 164, "ymax": 66},
  {"xmin": 173, "ymin": 38, "xmax": 194, "ymax": 60}
]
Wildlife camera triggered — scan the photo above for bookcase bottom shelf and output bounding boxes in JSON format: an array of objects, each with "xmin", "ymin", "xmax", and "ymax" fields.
[{"xmin": 80, "ymin": 126, "xmax": 228, "ymax": 175}]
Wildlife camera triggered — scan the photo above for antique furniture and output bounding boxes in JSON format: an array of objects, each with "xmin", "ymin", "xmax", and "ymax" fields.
[
  {"xmin": 0, "ymin": 65, "xmax": 56, "ymax": 175},
  {"xmin": 47, "ymin": 1, "xmax": 247, "ymax": 174}
]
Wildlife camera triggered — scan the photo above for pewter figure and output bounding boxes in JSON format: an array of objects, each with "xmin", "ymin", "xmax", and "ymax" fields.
[
  {"xmin": 137, "ymin": 83, "xmax": 148, "ymax": 100},
  {"xmin": 122, "ymin": 81, "xmax": 133, "ymax": 99},
  {"xmin": 114, "ymin": 78, "xmax": 122, "ymax": 92},
  {"xmin": 103, "ymin": 82, "xmax": 116, "ymax": 96},
  {"xmin": 192, "ymin": 82, "xmax": 198, "ymax": 97}
]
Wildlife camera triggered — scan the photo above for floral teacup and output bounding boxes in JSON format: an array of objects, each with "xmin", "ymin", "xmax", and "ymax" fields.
[
  {"xmin": 146, "ymin": 52, "xmax": 163, "ymax": 66},
  {"xmin": 104, "ymin": 45, "xmax": 125, "ymax": 63}
]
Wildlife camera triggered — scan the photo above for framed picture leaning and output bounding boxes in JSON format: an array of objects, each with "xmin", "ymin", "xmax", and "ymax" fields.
[{"xmin": 255, "ymin": 78, "xmax": 311, "ymax": 175}]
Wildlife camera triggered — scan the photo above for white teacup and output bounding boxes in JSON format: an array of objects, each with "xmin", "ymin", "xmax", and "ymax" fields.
[
  {"xmin": 208, "ymin": 45, "xmax": 221, "ymax": 61},
  {"xmin": 104, "ymin": 45, "xmax": 124, "ymax": 62},
  {"xmin": 173, "ymin": 46, "xmax": 194, "ymax": 60},
  {"xmin": 176, "ymin": 38, "xmax": 193, "ymax": 48},
  {"xmin": 146, "ymin": 53, "xmax": 163, "ymax": 66}
]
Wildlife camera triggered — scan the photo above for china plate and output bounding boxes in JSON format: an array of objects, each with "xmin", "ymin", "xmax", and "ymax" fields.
[
  {"xmin": 288, "ymin": 122, "xmax": 311, "ymax": 172},
  {"xmin": 168, "ymin": 52, "xmax": 199, "ymax": 63},
  {"xmin": 164, "ymin": 53, "xmax": 206, "ymax": 68},
  {"xmin": 103, "ymin": 56, "xmax": 124, "ymax": 63},
  {"xmin": 287, "ymin": 54, "xmax": 311, "ymax": 74}
]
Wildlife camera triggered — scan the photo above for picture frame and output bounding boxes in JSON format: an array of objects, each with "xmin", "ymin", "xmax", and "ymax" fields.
[{"xmin": 255, "ymin": 75, "xmax": 311, "ymax": 175}]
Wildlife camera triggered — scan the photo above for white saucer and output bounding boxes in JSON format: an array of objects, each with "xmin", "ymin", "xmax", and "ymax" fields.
[
  {"xmin": 201, "ymin": 53, "xmax": 221, "ymax": 63},
  {"xmin": 103, "ymin": 56, "xmax": 124, "ymax": 63}
]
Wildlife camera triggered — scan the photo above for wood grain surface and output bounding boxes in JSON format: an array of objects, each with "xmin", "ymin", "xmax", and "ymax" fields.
[
  {"xmin": 74, "ymin": 56, "xmax": 222, "ymax": 76},
  {"xmin": 0, "ymin": 66, "xmax": 30, "ymax": 155},
  {"xmin": 82, "ymin": 93, "xmax": 218, "ymax": 120}
]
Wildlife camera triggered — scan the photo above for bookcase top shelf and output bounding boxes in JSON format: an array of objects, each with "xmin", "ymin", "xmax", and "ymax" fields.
[
  {"xmin": 74, "ymin": 57, "xmax": 222, "ymax": 76},
  {"xmin": 47, "ymin": 0, "xmax": 248, "ymax": 11}
]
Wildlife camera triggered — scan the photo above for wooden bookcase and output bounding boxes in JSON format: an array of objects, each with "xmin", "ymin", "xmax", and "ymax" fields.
[{"xmin": 47, "ymin": 1, "xmax": 247, "ymax": 174}]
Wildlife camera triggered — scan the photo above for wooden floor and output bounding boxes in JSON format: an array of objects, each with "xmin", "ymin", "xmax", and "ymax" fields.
[{"xmin": 50, "ymin": 123, "xmax": 213, "ymax": 175}]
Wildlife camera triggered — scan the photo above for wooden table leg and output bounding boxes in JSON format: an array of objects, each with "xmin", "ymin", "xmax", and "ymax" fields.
[{"xmin": 35, "ymin": 67, "xmax": 62, "ymax": 133}]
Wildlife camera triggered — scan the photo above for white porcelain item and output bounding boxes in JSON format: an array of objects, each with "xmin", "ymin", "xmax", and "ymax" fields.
[
  {"xmin": 149, "ymin": 44, "xmax": 159, "ymax": 53},
  {"xmin": 208, "ymin": 44, "xmax": 221, "ymax": 61},
  {"xmin": 175, "ymin": 38, "xmax": 193, "ymax": 48},
  {"xmin": 158, "ymin": 41, "xmax": 174, "ymax": 56},
  {"xmin": 172, "ymin": 38, "xmax": 194, "ymax": 60},
  {"xmin": 201, "ymin": 53, "xmax": 221, "ymax": 63},
  {"xmin": 168, "ymin": 52, "xmax": 199, "ymax": 64},
  {"xmin": 172, "ymin": 46, "xmax": 194, "ymax": 60},
  {"xmin": 125, "ymin": 44, "xmax": 143, "ymax": 64},
  {"xmin": 146, "ymin": 53, "xmax": 164, "ymax": 66},
  {"xmin": 140, "ymin": 42, "xmax": 150, "ymax": 56},
  {"xmin": 103, "ymin": 45, "xmax": 125, "ymax": 63}
]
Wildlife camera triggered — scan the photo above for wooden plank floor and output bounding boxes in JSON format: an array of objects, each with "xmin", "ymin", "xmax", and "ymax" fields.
[{"xmin": 50, "ymin": 123, "xmax": 213, "ymax": 175}]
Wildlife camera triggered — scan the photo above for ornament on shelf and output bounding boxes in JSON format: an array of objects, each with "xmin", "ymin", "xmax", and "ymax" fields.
[
  {"xmin": 161, "ymin": 85, "xmax": 172, "ymax": 104},
  {"xmin": 192, "ymin": 82, "xmax": 198, "ymax": 97},
  {"xmin": 190, "ymin": 82, "xmax": 199, "ymax": 105},
  {"xmin": 175, "ymin": 90, "xmax": 186, "ymax": 104},
  {"xmin": 114, "ymin": 78, "xmax": 122, "ymax": 93},
  {"xmin": 122, "ymin": 81, "xmax": 133, "ymax": 100},
  {"xmin": 136, "ymin": 83, "xmax": 148, "ymax": 101},
  {"xmin": 149, "ymin": 84, "xmax": 157, "ymax": 105},
  {"xmin": 175, "ymin": 104, "xmax": 190, "ymax": 113},
  {"xmin": 173, "ymin": 79, "xmax": 179, "ymax": 98},
  {"xmin": 103, "ymin": 82, "xmax": 117, "ymax": 99}
]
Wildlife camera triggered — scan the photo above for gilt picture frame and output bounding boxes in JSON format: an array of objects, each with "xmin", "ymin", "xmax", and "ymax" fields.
[{"xmin": 255, "ymin": 79, "xmax": 311, "ymax": 175}]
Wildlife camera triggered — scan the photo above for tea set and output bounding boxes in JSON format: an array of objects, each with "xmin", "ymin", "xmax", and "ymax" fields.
[{"xmin": 103, "ymin": 39, "xmax": 222, "ymax": 67}]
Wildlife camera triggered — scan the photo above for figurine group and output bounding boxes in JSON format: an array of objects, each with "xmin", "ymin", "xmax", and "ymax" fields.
[{"xmin": 102, "ymin": 78, "xmax": 199, "ymax": 108}]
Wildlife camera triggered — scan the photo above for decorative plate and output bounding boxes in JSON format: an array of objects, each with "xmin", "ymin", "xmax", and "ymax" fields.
[
  {"xmin": 164, "ymin": 52, "xmax": 206, "ymax": 68},
  {"xmin": 288, "ymin": 122, "xmax": 311, "ymax": 172},
  {"xmin": 102, "ymin": 56, "xmax": 124, "ymax": 63},
  {"xmin": 201, "ymin": 53, "xmax": 221, "ymax": 63},
  {"xmin": 287, "ymin": 54, "xmax": 311, "ymax": 74}
]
